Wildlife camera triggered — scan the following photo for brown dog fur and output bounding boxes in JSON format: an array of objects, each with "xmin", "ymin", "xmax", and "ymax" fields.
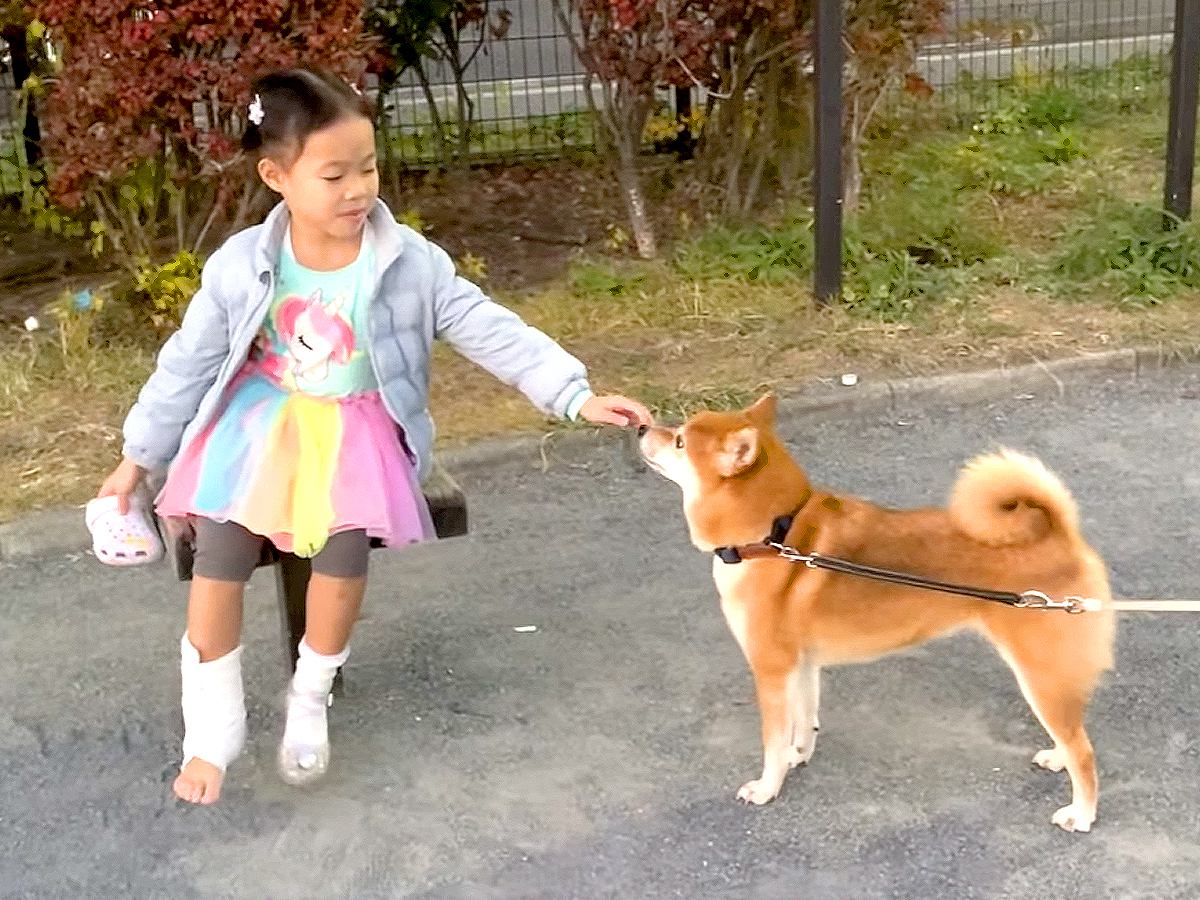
[{"xmin": 639, "ymin": 394, "xmax": 1114, "ymax": 832}]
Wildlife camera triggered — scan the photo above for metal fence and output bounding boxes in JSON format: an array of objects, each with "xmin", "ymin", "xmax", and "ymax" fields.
[
  {"xmin": 0, "ymin": 0, "xmax": 1180, "ymax": 186},
  {"xmin": 376, "ymin": 0, "xmax": 595, "ymax": 164},
  {"xmin": 922, "ymin": 0, "xmax": 1176, "ymax": 119},
  {"xmin": 378, "ymin": 0, "xmax": 1178, "ymax": 163}
]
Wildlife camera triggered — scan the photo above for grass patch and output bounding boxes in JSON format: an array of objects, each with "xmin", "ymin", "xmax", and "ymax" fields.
[
  {"xmin": 0, "ymin": 311, "xmax": 153, "ymax": 519},
  {"xmin": 1053, "ymin": 201, "xmax": 1200, "ymax": 304},
  {"xmin": 4, "ymin": 61, "xmax": 1200, "ymax": 520}
]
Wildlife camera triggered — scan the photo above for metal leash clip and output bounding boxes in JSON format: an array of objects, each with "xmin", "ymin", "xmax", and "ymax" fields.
[
  {"xmin": 768, "ymin": 542, "xmax": 816, "ymax": 565},
  {"xmin": 1016, "ymin": 590, "xmax": 1087, "ymax": 614}
]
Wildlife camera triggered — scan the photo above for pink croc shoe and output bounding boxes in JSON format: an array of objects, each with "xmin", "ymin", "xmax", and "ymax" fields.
[{"xmin": 84, "ymin": 494, "xmax": 164, "ymax": 567}]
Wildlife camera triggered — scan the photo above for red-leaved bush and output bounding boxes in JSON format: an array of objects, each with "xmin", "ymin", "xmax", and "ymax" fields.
[{"xmin": 34, "ymin": 0, "xmax": 374, "ymax": 268}]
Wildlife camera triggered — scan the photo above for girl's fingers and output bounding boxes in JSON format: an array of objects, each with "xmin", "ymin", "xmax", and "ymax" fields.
[
  {"xmin": 97, "ymin": 480, "xmax": 132, "ymax": 514},
  {"xmin": 596, "ymin": 409, "xmax": 633, "ymax": 426},
  {"xmin": 619, "ymin": 399, "xmax": 653, "ymax": 426}
]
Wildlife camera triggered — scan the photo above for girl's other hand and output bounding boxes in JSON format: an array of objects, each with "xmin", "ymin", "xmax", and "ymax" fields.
[
  {"xmin": 578, "ymin": 394, "xmax": 653, "ymax": 429},
  {"xmin": 97, "ymin": 457, "xmax": 146, "ymax": 515}
]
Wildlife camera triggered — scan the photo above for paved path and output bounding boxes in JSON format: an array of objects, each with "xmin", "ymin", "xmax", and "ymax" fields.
[{"xmin": 3, "ymin": 365, "xmax": 1199, "ymax": 898}]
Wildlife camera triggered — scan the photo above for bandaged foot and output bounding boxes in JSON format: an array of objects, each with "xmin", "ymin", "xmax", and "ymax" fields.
[
  {"xmin": 278, "ymin": 638, "xmax": 348, "ymax": 786},
  {"xmin": 174, "ymin": 633, "xmax": 246, "ymax": 805}
]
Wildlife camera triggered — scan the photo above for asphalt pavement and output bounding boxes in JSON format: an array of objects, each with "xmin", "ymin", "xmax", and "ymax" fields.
[{"xmin": 2, "ymin": 363, "xmax": 1199, "ymax": 898}]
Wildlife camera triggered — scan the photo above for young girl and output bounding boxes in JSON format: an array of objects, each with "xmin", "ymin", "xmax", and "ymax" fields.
[{"xmin": 96, "ymin": 68, "xmax": 652, "ymax": 806}]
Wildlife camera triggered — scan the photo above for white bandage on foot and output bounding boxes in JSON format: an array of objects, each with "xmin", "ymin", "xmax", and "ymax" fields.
[
  {"xmin": 180, "ymin": 633, "xmax": 246, "ymax": 772},
  {"xmin": 278, "ymin": 638, "xmax": 349, "ymax": 786}
]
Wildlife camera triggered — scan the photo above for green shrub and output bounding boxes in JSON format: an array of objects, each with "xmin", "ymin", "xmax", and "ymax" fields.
[
  {"xmin": 672, "ymin": 220, "xmax": 813, "ymax": 283},
  {"xmin": 1054, "ymin": 202, "xmax": 1200, "ymax": 303}
]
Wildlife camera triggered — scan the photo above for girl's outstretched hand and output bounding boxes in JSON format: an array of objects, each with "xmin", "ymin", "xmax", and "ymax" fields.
[
  {"xmin": 578, "ymin": 394, "xmax": 653, "ymax": 429},
  {"xmin": 97, "ymin": 457, "xmax": 146, "ymax": 515}
]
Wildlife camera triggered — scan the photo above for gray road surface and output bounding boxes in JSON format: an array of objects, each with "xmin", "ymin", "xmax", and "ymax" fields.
[{"xmin": 3, "ymin": 365, "xmax": 1199, "ymax": 898}]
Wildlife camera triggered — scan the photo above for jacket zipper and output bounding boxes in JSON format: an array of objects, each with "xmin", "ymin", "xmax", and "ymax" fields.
[{"xmin": 364, "ymin": 260, "xmax": 421, "ymax": 470}]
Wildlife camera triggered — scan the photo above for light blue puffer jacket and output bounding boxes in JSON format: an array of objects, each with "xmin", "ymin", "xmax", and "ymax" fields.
[{"xmin": 122, "ymin": 199, "xmax": 590, "ymax": 481}]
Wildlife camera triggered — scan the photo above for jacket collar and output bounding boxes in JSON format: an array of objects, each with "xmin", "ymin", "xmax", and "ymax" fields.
[{"xmin": 252, "ymin": 197, "xmax": 407, "ymax": 279}]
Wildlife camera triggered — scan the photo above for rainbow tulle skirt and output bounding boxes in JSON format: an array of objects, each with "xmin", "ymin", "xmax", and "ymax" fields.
[{"xmin": 156, "ymin": 366, "xmax": 433, "ymax": 557}]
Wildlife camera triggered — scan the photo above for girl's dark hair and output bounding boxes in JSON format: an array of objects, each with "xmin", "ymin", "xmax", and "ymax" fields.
[{"xmin": 241, "ymin": 68, "xmax": 373, "ymax": 159}]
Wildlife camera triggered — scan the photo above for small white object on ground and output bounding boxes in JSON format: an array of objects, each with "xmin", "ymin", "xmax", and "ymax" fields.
[
  {"xmin": 513, "ymin": 625, "xmax": 539, "ymax": 633},
  {"xmin": 840, "ymin": 373, "xmax": 858, "ymax": 386},
  {"xmin": 24, "ymin": 316, "xmax": 39, "ymax": 331}
]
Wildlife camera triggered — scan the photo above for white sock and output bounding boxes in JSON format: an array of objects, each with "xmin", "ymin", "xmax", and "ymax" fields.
[
  {"xmin": 282, "ymin": 638, "xmax": 349, "ymax": 752},
  {"xmin": 180, "ymin": 632, "xmax": 246, "ymax": 772}
]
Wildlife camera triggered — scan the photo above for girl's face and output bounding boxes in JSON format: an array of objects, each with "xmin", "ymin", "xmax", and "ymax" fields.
[{"xmin": 257, "ymin": 115, "xmax": 379, "ymax": 248}]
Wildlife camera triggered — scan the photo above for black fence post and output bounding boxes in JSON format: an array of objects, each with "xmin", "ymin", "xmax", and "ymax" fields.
[
  {"xmin": 672, "ymin": 86, "xmax": 696, "ymax": 160},
  {"xmin": 1164, "ymin": 0, "xmax": 1200, "ymax": 225},
  {"xmin": 813, "ymin": 0, "xmax": 843, "ymax": 304},
  {"xmin": 2, "ymin": 25, "xmax": 41, "ymax": 168}
]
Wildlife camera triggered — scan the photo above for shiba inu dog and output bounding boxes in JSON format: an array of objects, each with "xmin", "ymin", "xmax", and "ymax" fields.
[{"xmin": 639, "ymin": 395, "xmax": 1114, "ymax": 832}]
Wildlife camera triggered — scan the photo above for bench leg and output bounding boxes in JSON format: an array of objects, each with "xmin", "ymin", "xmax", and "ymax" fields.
[
  {"xmin": 276, "ymin": 553, "xmax": 310, "ymax": 671},
  {"xmin": 275, "ymin": 553, "xmax": 343, "ymax": 696}
]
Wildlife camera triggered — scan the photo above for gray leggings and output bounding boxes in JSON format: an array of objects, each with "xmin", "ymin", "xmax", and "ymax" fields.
[{"xmin": 192, "ymin": 518, "xmax": 370, "ymax": 582}]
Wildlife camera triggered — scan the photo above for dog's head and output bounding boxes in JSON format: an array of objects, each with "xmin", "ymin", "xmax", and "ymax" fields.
[{"xmin": 639, "ymin": 393, "xmax": 810, "ymax": 551}]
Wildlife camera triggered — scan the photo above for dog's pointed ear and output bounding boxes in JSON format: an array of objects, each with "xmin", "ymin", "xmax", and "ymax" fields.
[
  {"xmin": 717, "ymin": 426, "xmax": 760, "ymax": 477},
  {"xmin": 746, "ymin": 393, "xmax": 777, "ymax": 426}
]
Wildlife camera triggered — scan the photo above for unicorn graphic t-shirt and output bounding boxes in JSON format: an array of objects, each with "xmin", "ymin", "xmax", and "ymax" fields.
[
  {"xmin": 253, "ymin": 226, "xmax": 378, "ymax": 396},
  {"xmin": 155, "ymin": 221, "xmax": 435, "ymax": 558}
]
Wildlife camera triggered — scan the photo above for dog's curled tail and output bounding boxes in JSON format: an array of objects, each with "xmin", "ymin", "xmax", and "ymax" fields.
[{"xmin": 949, "ymin": 449, "xmax": 1079, "ymax": 547}]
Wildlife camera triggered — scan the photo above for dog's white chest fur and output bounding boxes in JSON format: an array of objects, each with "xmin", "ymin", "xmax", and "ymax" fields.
[{"xmin": 712, "ymin": 556, "xmax": 755, "ymax": 658}]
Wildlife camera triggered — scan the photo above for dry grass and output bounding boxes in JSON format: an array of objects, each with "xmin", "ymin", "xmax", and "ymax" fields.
[
  {"xmin": 427, "ymin": 281, "xmax": 1200, "ymax": 441},
  {"xmin": 0, "ymin": 319, "xmax": 155, "ymax": 519},
  {"xmin": 4, "ymin": 270, "xmax": 1199, "ymax": 522}
]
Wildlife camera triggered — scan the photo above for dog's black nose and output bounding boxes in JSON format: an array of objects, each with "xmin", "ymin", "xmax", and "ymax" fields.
[{"xmin": 637, "ymin": 424, "xmax": 649, "ymax": 437}]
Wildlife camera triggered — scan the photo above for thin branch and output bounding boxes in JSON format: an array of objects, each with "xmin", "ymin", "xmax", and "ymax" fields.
[
  {"xmin": 747, "ymin": 37, "xmax": 802, "ymax": 72},
  {"xmin": 673, "ymin": 53, "xmax": 732, "ymax": 100},
  {"xmin": 190, "ymin": 188, "xmax": 224, "ymax": 254}
]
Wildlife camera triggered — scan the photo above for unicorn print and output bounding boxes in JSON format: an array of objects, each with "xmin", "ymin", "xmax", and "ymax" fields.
[{"xmin": 271, "ymin": 290, "xmax": 356, "ymax": 388}]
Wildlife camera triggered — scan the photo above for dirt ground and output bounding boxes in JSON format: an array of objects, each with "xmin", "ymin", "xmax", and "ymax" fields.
[
  {"xmin": 393, "ymin": 161, "xmax": 620, "ymax": 289},
  {"xmin": 0, "ymin": 159, "xmax": 677, "ymax": 329},
  {"xmin": 387, "ymin": 157, "xmax": 693, "ymax": 290},
  {"xmin": 0, "ymin": 205, "xmax": 117, "ymax": 328}
]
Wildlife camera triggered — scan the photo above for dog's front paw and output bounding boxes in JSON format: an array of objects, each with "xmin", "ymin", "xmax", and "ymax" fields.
[
  {"xmin": 736, "ymin": 778, "xmax": 781, "ymax": 805},
  {"xmin": 1032, "ymin": 747, "xmax": 1067, "ymax": 772},
  {"xmin": 1051, "ymin": 803, "xmax": 1094, "ymax": 833}
]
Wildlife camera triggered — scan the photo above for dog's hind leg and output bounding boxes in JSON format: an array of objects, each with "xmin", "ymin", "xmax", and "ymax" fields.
[
  {"xmin": 788, "ymin": 657, "xmax": 820, "ymax": 766},
  {"xmin": 999, "ymin": 647, "xmax": 1100, "ymax": 833}
]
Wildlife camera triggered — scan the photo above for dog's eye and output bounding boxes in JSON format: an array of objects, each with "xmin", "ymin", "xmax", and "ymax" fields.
[{"xmin": 674, "ymin": 434, "xmax": 685, "ymax": 449}]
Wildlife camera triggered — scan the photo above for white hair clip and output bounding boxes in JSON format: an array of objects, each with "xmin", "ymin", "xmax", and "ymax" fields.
[{"xmin": 248, "ymin": 94, "xmax": 264, "ymax": 126}]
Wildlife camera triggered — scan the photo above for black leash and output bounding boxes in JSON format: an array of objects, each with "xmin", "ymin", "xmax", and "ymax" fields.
[{"xmin": 714, "ymin": 514, "xmax": 1085, "ymax": 613}]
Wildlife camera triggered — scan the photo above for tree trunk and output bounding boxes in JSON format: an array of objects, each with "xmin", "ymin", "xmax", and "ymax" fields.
[
  {"xmin": 776, "ymin": 57, "xmax": 812, "ymax": 197},
  {"xmin": 376, "ymin": 89, "xmax": 402, "ymax": 198},
  {"xmin": 616, "ymin": 138, "xmax": 656, "ymax": 259},
  {"xmin": 416, "ymin": 66, "xmax": 451, "ymax": 168},
  {"xmin": 443, "ymin": 25, "xmax": 476, "ymax": 169},
  {"xmin": 452, "ymin": 74, "xmax": 474, "ymax": 168},
  {"xmin": 843, "ymin": 142, "xmax": 863, "ymax": 214}
]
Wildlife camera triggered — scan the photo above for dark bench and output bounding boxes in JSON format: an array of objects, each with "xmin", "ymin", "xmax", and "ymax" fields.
[{"xmin": 161, "ymin": 458, "xmax": 468, "ymax": 686}]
